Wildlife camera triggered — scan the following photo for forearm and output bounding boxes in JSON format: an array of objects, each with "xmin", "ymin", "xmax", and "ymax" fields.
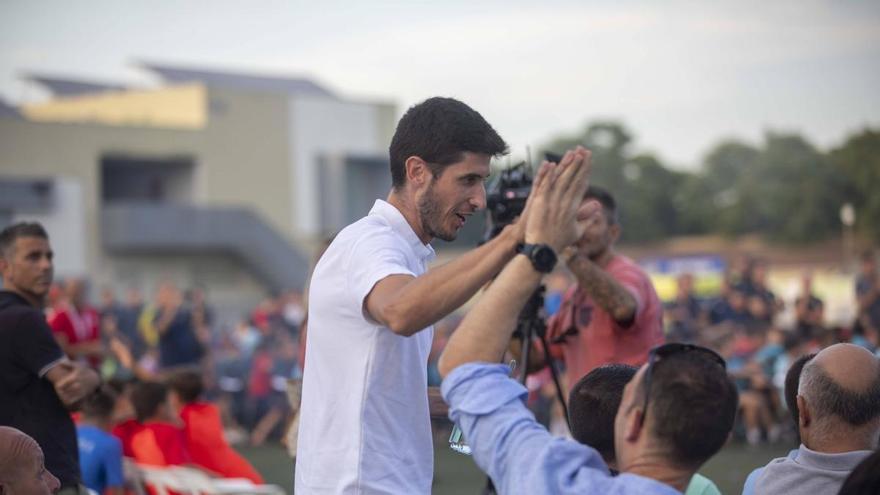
[
  {"xmin": 443, "ymin": 364, "xmax": 608, "ymax": 492},
  {"xmin": 439, "ymin": 255, "xmax": 542, "ymax": 376},
  {"xmin": 567, "ymin": 254, "xmax": 636, "ymax": 324},
  {"xmin": 383, "ymin": 226, "xmax": 521, "ymax": 335},
  {"xmin": 67, "ymin": 340, "xmax": 104, "ymax": 358}
]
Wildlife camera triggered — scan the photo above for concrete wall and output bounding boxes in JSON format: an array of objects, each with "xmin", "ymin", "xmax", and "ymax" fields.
[
  {"xmin": 0, "ymin": 87, "xmax": 396, "ymax": 307},
  {"xmin": 288, "ymin": 96, "xmax": 397, "ymax": 237}
]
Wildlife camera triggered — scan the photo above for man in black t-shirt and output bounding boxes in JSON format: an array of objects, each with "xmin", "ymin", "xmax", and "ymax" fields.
[{"xmin": 0, "ymin": 222, "xmax": 101, "ymax": 493}]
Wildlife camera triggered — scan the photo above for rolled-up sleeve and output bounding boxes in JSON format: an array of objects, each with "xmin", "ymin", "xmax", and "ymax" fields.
[{"xmin": 442, "ymin": 363, "xmax": 615, "ymax": 494}]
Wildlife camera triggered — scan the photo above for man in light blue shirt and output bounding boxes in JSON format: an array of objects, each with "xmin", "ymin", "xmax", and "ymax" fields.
[{"xmin": 438, "ymin": 152, "xmax": 739, "ymax": 494}]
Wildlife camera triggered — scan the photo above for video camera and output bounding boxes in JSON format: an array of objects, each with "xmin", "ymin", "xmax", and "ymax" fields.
[
  {"xmin": 483, "ymin": 153, "xmax": 562, "ymax": 242},
  {"xmin": 483, "ymin": 162, "xmax": 533, "ymax": 241}
]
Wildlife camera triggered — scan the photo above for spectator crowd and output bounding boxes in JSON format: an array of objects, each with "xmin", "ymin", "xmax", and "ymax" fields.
[{"xmin": 2, "ymin": 216, "xmax": 879, "ymax": 495}]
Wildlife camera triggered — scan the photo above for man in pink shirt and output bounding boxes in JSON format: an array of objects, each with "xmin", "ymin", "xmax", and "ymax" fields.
[{"xmin": 516, "ymin": 186, "xmax": 663, "ymax": 391}]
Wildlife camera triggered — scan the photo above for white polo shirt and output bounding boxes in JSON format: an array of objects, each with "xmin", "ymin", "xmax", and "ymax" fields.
[{"xmin": 295, "ymin": 199, "xmax": 436, "ymax": 494}]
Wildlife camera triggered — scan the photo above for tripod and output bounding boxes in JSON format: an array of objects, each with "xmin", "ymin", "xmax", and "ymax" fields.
[
  {"xmin": 515, "ymin": 285, "xmax": 570, "ymax": 422},
  {"xmin": 481, "ymin": 284, "xmax": 569, "ymax": 495}
]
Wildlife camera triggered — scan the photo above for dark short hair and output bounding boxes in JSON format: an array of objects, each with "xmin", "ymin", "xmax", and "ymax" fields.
[
  {"xmin": 583, "ymin": 186, "xmax": 618, "ymax": 225},
  {"xmin": 130, "ymin": 381, "xmax": 169, "ymax": 422},
  {"xmin": 569, "ymin": 364, "xmax": 637, "ymax": 461},
  {"xmin": 801, "ymin": 363, "xmax": 880, "ymax": 426},
  {"xmin": 784, "ymin": 353, "xmax": 816, "ymax": 430},
  {"xmin": 838, "ymin": 449, "xmax": 880, "ymax": 495},
  {"xmin": 639, "ymin": 352, "xmax": 739, "ymax": 468},
  {"xmin": 167, "ymin": 368, "xmax": 204, "ymax": 404},
  {"xmin": 81, "ymin": 386, "xmax": 118, "ymax": 420},
  {"xmin": 0, "ymin": 222, "xmax": 48, "ymax": 257},
  {"xmin": 388, "ymin": 97, "xmax": 507, "ymax": 189}
]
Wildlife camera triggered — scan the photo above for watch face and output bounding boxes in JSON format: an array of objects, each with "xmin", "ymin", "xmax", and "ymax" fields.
[{"xmin": 534, "ymin": 246, "xmax": 557, "ymax": 272}]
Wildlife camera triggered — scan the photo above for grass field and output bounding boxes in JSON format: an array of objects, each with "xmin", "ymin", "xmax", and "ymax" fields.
[{"xmin": 238, "ymin": 436, "xmax": 795, "ymax": 494}]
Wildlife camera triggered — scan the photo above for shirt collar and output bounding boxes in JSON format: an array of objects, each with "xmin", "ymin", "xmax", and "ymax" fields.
[
  {"xmin": 796, "ymin": 444, "xmax": 873, "ymax": 471},
  {"xmin": 369, "ymin": 199, "xmax": 436, "ymax": 262}
]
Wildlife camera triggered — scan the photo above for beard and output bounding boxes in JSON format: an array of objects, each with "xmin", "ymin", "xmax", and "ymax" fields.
[{"xmin": 418, "ymin": 183, "xmax": 457, "ymax": 242}]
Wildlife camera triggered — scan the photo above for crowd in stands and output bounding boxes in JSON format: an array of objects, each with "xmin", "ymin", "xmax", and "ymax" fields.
[
  {"xmin": 34, "ymin": 278, "xmax": 306, "ymax": 493},
  {"xmin": 31, "ymin": 247, "xmax": 880, "ymax": 493},
  {"xmin": 662, "ymin": 252, "xmax": 880, "ymax": 448}
]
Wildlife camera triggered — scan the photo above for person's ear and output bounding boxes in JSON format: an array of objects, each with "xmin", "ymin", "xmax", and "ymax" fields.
[
  {"xmin": 609, "ymin": 223, "xmax": 622, "ymax": 243},
  {"xmin": 623, "ymin": 406, "xmax": 644, "ymax": 442},
  {"xmin": 404, "ymin": 156, "xmax": 431, "ymax": 188},
  {"xmin": 797, "ymin": 395, "xmax": 811, "ymax": 429}
]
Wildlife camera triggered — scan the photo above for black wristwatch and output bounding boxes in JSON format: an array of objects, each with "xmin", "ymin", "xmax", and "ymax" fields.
[{"xmin": 517, "ymin": 243, "xmax": 558, "ymax": 273}]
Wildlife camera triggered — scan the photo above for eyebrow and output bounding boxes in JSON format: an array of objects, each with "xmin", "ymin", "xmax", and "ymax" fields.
[{"xmin": 459, "ymin": 173, "xmax": 488, "ymax": 181}]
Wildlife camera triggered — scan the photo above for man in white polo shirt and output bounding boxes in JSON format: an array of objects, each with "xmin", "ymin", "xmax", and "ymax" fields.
[{"xmin": 295, "ymin": 97, "xmax": 552, "ymax": 493}]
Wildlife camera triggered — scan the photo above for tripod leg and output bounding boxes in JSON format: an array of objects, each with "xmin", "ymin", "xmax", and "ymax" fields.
[{"xmin": 538, "ymin": 332, "xmax": 570, "ymax": 432}]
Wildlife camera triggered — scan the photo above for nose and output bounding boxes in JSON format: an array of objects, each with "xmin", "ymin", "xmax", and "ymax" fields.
[
  {"xmin": 39, "ymin": 254, "xmax": 53, "ymax": 271},
  {"xmin": 46, "ymin": 470, "xmax": 61, "ymax": 493},
  {"xmin": 472, "ymin": 184, "xmax": 487, "ymax": 210}
]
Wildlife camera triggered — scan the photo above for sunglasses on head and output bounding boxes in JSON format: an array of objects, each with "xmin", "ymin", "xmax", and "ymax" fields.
[{"xmin": 639, "ymin": 343, "xmax": 726, "ymax": 424}]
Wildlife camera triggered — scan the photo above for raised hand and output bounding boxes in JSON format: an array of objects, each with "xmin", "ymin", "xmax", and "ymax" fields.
[
  {"xmin": 53, "ymin": 361, "xmax": 100, "ymax": 406},
  {"xmin": 524, "ymin": 146, "xmax": 599, "ymax": 252}
]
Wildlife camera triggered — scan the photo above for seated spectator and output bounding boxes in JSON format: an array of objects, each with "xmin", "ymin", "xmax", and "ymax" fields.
[
  {"xmin": 570, "ymin": 364, "xmax": 722, "ymax": 495},
  {"xmin": 109, "ymin": 379, "xmax": 141, "ymax": 459},
  {"xmin": 167, "ymin": 370, "xmax": 264, "ymax": 483},
  {"xmin": 0, "ymin": 425, "xmax": 61, "ymax": 495},
  {"xmin": 749, "ymin": 344, "xmax": 880, "ymax": 494},
  {"xmin": 708, "ymin": 280, "xmax": 749, "ymax": 326},
  {"xmin": 749, "ymin": 261, "xmax": 782, "ymax": 316},
  {"xmin": 855, "ymin": 250, "xmax": 880, "ymax": 338},
  {"xmin": 838, "ymin": 449, "xmax": 880, "ymax": 495},
  {"xmin": 128, "ymin": 381, "xmax": 190, "ymax": 468},
  {"xmin": 742, "ymin": 352, "xmax": 816, "ymax": 494},
  {"xmin": 436, "ymin": 161, "xmax": 739, "ymax": 493},
  {"xmin": 666, "ymin": 273, "xmax": 702, "ymax": 343},
  {"xmin": 77, "ymin": 387, "xmax": 124, "ymax": 495},
  {"xmin": 794, "ymin": 273, "xmax": 824, "ymax": 340}
]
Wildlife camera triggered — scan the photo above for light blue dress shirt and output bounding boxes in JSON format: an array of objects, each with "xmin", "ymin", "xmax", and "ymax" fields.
[{"xmin": 442, "ymin": 363, "xmax": 683, "ymax": 495}]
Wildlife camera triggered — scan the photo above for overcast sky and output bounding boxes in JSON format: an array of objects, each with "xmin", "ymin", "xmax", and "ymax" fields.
[{"xmin": 2, "ymin": 0, "xmax": 879, "ymax": 168}]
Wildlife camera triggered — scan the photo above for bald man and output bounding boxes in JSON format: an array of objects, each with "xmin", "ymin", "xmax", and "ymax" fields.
[
  {"xmin": 751, "ymin": 343, "xmax": 880, "ymax": 495},
  {"xmin": 0, "ymin": 426, "xmax": 61, "ymax": 495}
]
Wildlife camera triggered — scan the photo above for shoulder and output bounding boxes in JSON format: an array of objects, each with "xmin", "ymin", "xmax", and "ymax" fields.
[
  {"xmin": 93, "ymin": 427, "xmax": 123, "ymax": 448},
  {"xmin": 608, "ymin": 255, "xmax": 648, "ymax": 277},
  {"xmin": 329, "ymin": 216, "xmax": 403, "ymax": 258},
  {"xmin": 686, "ymin": 473, "xmax": 721, "ymax": 495},
  {"xmin": 0, "ymin": 305, "xmax": 49, "ymax": 335}
]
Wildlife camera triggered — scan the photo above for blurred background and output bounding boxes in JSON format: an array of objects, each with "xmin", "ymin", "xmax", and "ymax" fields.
[{"xmin": 2, "ymin": 1, "xmax": 879, "ymax": 493}]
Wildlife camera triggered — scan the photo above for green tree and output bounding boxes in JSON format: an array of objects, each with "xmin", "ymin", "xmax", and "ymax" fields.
[
  {"xmin": 830, "ymin": 129, "xmax": 880, "ymax": 243},
  {"xmin": 542, "ymin": 121, "xmax": 686, "ymax": 243}
]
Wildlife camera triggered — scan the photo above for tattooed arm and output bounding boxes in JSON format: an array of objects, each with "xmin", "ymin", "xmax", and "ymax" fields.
[{"xmin": 566, "ymin": 253, "xmax": 637, "ymax": 326}]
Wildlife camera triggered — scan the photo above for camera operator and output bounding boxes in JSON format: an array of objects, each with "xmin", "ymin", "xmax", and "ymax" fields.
[{"xmin": 512, "ymin": 185, "xmax": 663, "ymax": 391}]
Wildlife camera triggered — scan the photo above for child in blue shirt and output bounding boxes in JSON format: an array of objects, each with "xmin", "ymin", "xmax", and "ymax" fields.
[{"xmin": 77, "ymin": 386, "xmax": 124, "ymax": 495}]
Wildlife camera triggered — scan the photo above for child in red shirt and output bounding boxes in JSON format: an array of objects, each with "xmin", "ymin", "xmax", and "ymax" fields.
[
  {"xmin": 128, "ymin": 381, "xmax": 191, "ymax": 467},
  {"xmin": 168, "ymin": 370, "xmax": 264, "ymax": 483}
]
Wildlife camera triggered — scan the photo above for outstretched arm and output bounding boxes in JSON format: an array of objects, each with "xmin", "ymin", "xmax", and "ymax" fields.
[{"xmin": 365, "ymin": 224, "xmax": 522, "ymax": 336}]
